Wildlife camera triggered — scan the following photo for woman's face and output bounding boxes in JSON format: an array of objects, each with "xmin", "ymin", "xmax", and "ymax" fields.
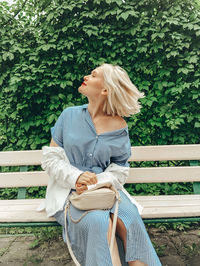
[{"xmin": 78, "ymin": 67, "xmax": 105, "ymax": 98}]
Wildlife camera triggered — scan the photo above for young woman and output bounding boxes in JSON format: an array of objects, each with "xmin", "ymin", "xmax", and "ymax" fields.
[{"xmin": 41, "ymin": 63, "xmax": 161, "ymax": 266}]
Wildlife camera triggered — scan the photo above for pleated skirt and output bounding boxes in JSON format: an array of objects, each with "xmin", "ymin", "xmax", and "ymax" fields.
[{"xmin": 54, "ymin": 190, "xmax": 161, "ymax": 266}]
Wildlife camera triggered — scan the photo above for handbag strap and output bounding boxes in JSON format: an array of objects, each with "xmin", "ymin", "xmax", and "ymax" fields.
[
  {"xmin": 67, "ymin": 206, "xmax": 96, "ymax": 224},
  {"xmin": 64, "ymin": 203, "xmax": 81, "ymax": 266},
  {"xmin": 110, "ymin": 198, "xmax": 119, "ymax": 255},
  {"xmin": 64, "ymin": 198, "xmax": 119, "ymax": 266}
]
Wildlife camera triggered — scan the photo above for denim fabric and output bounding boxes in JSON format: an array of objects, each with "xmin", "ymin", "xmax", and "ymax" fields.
[
  {"xmin": 51, "ymin": 104, "xmax": 131, "ymax": 173},
  {"xmin": 52, "ymin": 104, "xmax": 161, "ymax": 265},
  {"xmin": 54, "ymin": 190, "xmax": 161, "ymax": 266}
]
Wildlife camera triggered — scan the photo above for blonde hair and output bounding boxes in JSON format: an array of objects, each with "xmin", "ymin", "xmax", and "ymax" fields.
[{"xmin": 98, "ymin": 63, "xmax": 145, "ymax": 117}]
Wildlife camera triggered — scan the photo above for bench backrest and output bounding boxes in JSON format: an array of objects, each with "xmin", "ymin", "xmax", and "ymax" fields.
[{"xmin": 0, "ymin": 144, "xmax": 200, "ymax": 189}]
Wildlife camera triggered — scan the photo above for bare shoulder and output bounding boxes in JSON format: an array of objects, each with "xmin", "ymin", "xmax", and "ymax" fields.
[{"xmin": 106, "ymin": 115, "xmax": 127, "ymax": 131}]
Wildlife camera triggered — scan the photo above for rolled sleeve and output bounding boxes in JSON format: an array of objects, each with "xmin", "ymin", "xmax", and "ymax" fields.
[{"xmin": 41, "ymin": 146, "xmax": 83, "ymax": 189}]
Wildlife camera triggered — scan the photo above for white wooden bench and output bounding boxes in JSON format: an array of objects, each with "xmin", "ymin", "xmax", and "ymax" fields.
[{"xmin": 0, "ymin": 144, "xmax": 200, "ymax": 227}]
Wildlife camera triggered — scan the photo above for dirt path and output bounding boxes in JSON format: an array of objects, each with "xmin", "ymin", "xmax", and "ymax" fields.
[{"xmin": 0, "ymin": 228, "xmax": 200, "ymax": 265}]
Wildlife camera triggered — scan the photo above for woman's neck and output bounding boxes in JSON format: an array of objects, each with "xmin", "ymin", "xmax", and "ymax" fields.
[{"xmin": 87, "ymin": 100, "xmax": 106, "ymax": 119}]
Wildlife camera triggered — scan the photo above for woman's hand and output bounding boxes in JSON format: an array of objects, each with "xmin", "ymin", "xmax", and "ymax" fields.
[
  {"xmin": 75, "ymin": 183, "xmax": 88, "ymax": 195},
  {"xmin": 75, "ymin": 171, "xmax": 97, "ymax": 194}
]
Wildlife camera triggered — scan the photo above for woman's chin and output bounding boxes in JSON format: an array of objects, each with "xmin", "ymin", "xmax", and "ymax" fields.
[{"xmin": 78, "ymin": 87, "xmax": 87, "ymax": 97}]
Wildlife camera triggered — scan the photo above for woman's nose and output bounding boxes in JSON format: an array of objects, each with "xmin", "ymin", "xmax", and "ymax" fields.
[{"xmin": 84, "ymin": 75, "xmax": 89, "ymax": 81}]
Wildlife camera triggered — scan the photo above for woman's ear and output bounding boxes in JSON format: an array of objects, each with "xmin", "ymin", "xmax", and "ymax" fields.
[{"xmin": 101, "ymin": 89, "xmax": 108, "ymax": 96}]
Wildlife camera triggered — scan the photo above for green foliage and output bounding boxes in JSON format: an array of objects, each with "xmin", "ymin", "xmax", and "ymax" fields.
[
  {"xmin": 125, "ymin": 182, "xmax": 193, "ymax": 196},
  {"xmin": 147, "ymin": 221, "xmax": 199, "ymax": 232},
  {"xmin": 0, "ymin": 226, "xmax": 62, "ymax": 241},
  {"xmin": 0, "ymin": 0, "xmax": 200, "ymax": 198},
  {"xmin": 0, "ymin": 0, "xmax": 199, "ymax": 152},
  {"xmin": 0, "ymin": 188, "xmax": 18, "ymax": 199},
  {"xmin": 0, "ymin": 186, "xmax": 46, "ymax": 200},
  {"xmin": 152, "ymin": 242, "xmax": 166, "ymax": 257}
]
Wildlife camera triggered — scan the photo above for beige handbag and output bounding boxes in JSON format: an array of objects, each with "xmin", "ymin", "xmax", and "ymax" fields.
[{"xmin": 64, "ymin": 182, "xmax": 120, "ymax": 266}]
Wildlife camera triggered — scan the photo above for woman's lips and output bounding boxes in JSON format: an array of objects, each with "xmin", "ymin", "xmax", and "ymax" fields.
[{"xmin": 82, "ymin": 82, "xmax": 86, "ymax": 86}]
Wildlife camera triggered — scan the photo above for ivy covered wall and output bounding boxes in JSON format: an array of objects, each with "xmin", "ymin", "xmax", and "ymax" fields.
[{"xmin": 0, "ymin": 0, "xmax": 200, "ymax": 151}]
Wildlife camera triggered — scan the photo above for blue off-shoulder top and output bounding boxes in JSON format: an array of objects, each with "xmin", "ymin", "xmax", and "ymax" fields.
[{"xmin": 51, "ymin": 104, "xmax": 131, "ymax": 174}]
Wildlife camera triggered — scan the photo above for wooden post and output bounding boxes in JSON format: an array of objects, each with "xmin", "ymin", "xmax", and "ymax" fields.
[
  {"xmin": 17, "ymin": 166, "xmax": 27, "ymax": 199},
  {"xmin": 190, "ymin": 160, "xmax": 200, "ymax": 194}
]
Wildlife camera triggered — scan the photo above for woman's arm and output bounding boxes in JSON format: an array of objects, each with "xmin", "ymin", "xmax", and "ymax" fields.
[
  {"xmin": 97, "ymin": 163, "xmax": 129, "ymax": 189},
  {"xmin": 42, "ymin": 146, "xmax": 84, "ymax": 189},
  {"xmin": 43, "ymin": 140, "xmax": 97, "ymax": 193},
  {"xmin": 50, "ymin": 138, "xmax": 59, "ymax": 147}
]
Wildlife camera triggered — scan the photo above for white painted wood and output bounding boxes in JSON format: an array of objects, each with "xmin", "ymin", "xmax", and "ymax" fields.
[
  {"xmin": 1, "ymin": 144, "xmax": 200, "ymax": 166},
  {"xmin": 135, "ymin": 195, "xmax": 200, "ymax": 218},
  {"xmin": 141, "ymin": 206, "xmax": 200, "ymax": 218},
  {"xmin": 0, "ymin": 150, "xmax": 43, "ymax": 166},
  {"xmin": 129, "ymin": 144, "xmax": 200, "ymax": 161},
  {"xmin": 0, "ymin": 171, "xmax": 48, "ymax": 188},
  {"xmin": 0, "ymin": 199, "xmax": 44, "ymax": 206},
  {"xmin": 133, "ymin": 194, "xmax": 200, "ymax": 201},
  {"xmin": 133, "ymin": 195, "xmax": 200, "ymax": 207},
  {"xmin": 1, "ymin": 196, "xmax": 200, "ymax": 222},
  {"xmin": 0, "ymin": 199, "xmax": 55, "ymax": 222},
  {"xmin": 0, "ymin": 145, "xmax": 200, "ymax": 222},
  {"xmin": 1, "ymin": 166, "xmax": 200, "ymax": 188},
  {"xmin": 127, "ymin": 166, "xmax": 200, "ymax": 183}
]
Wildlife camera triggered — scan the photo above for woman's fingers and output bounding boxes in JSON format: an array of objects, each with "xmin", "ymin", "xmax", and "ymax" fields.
[
  {"xmin": 75, "ymin": 171, "xmax": 98, "ymax": 194},
  {"xmin": 90, "ymin": 173, "xmax": 98, "ymax": 184},
  {"xmin": 77, "ymin": 171, "xmax": 97, "ymax": 185},
  {"xmin": 76, "ymin": 184, "xmax": 88, "ymax": 194}
]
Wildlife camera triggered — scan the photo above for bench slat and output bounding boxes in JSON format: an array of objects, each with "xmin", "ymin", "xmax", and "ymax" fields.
[
  {"xmin": 0, "ymin": 166, "xmax": 200, "ymax": 188},
  {"xmin": 141, "ymin": 206, "xmax": 200, "ymax": 218},
  {"xmin": 133, "ymin": 194, "xmax": 200, "ymax": 200},
  {"xmin": 0, "ymin": 196, "xmax": 200, "ymax": 222},
  {"xmin": 129, "ymin": 144, "xmax": 200, "ymax": 161},
  {"xmin": 2, "ymin": 195, "xmax": 199, "ymax": 205},
  {"xmin": 1, "ymin": 144, "xmax": 200, "ymax": 167},
  {"xmin": 128, "ymin": 166, "xmax": 200, "ymax": 183},
  {"xmin": 0, "ymin": 199, "xmax": 53, "ymax": 222},
  {"xmin": 0, "ymin": 150, "xmax": 43, "ymax": 166},
  {"xmin": 133, "ymin": 195, "xmax": 200, "ymax": 206},
  {"xmin": 1, "ymin": 196, "xmax": 200, "ymax": 209},
  {"xmin": 0, "ymin": 171, "xmax": 48, "ymax": 188}
]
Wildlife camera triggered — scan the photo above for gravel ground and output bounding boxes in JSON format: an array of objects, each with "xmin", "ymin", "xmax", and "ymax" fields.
[{"xmin": 0, "ymin": 228, "xmax": 200, "ymax": 265}]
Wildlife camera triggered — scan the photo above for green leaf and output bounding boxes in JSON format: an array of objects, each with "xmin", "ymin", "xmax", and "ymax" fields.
[
  {"xmin": 2, "ymin": 52, "xmax": 8, "ymax": 61},
  {"xmin": 87, "ymin": 30, "xmax": 93, "ymax": 37},
  {"xmin": 189, "ymin": 56, "xmax": 198, "ymax": 64},
  {"xmin": 192, "ymin": 94, "xmax": 199, "ymax": 100},
  {"xmin": 120, "ymin": 11, "xmax": 129, "ymax": 20},
  {"xmin": 48, "ymin": 114, "xmax": 57, "ymax": 124},
  {"xmin": 196, "ymin": 31, "xmax": 200, "ymax": 36},
  {"xmin": 60, "ymin": 80, "xmax": 73, "ymax": 88},
  {"xmin": 58, "ymin": 93, "xmax": 66, "ymax": 100},
  {"xmin": 8, "ymin": 52, "xmax": 14, "ymax": 60},
  {"xmin": 157, "ymin": 32, "xmax": 165, "ymax": 38},
  {"xmin": 186, "ymin": 23, "xmax": 194, "ymax": 30},
  {"xmin": 47, "ymin": 13, "xmax": 54, "ymax": 22},
  {"xmin": 194, "ymin": 122, "xmax": 200, "ymax": 128},
  {"xmin": 30, "ymin": 143, "xmax": 37, "ymax": 149},
  {"xmin": 177, "ymin": 68, "xmax": 189, "ymax": 75},
  {"xmin": 29, "ymin": 239, "xmax": 40, "ymax": 249}
]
